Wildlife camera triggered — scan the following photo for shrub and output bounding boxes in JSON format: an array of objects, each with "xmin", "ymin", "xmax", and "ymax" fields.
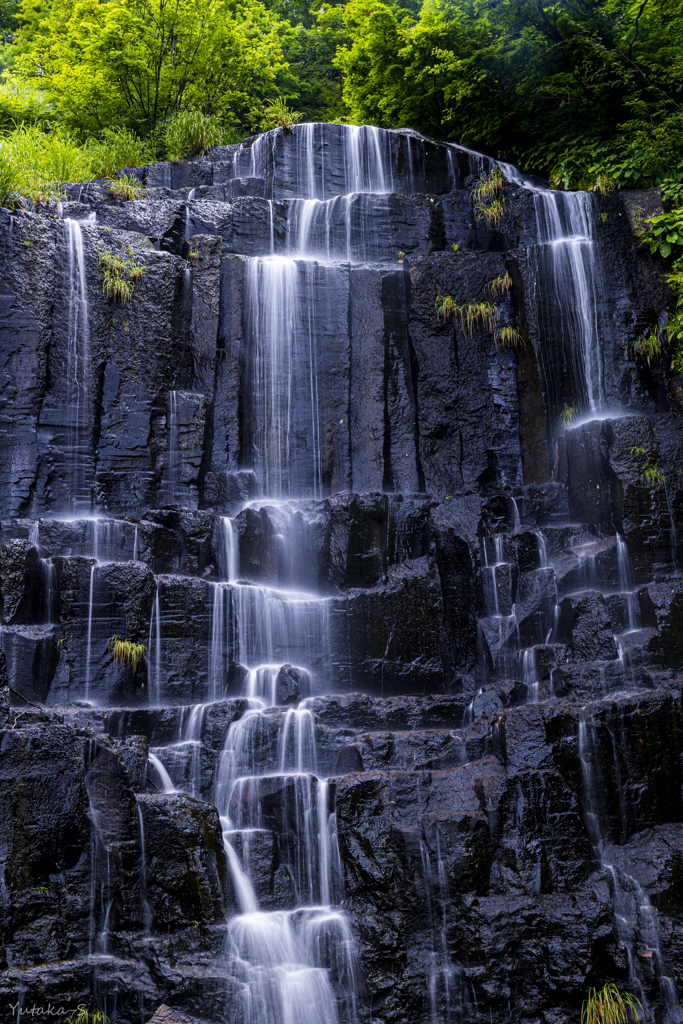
[
  {"xmin": 0, "ymin": 154, "xmax": 20, "ymax": 208},
  {"xmin": 98, "ymin": 248, "xmax": 146, "ymax": 304},
  {"xmin": 107, "ymin": 635, "xmax": 147, "ymax": 671},
  {"xmin": 108, "ymin": 172, "xmax": 146, "ymax": 201},
  {"xmin": 261, "ymin": 98, "xmax": 304, "ymax": 132},
  {"xmin": 89, "ymin": 127, "xmax": 153, "ymax": 179},
  {"xmin": 163, "ymin": 110, "xmax": 234, "ymax": 161}
]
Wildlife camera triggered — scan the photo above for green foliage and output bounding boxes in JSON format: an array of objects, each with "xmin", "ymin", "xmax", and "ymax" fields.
[
  {"xmin": 642, "ymin": 463, "xmax": 666, "ymax": 485},
  {"xmin": 13, "ymin": 0, "xmax": 288, "ymax": 134},
  {"xmin": 65, "ymin": 1008, "xmax": 108, "ymax": 1024},
  {"xmin": 98, "ymin": 248, "xmax": 145, "ymax": 304},
  {"xmin": 495, "ymin": 325, "xmax": 523, "ymax": 350},
  {"xmin": 560, "ymin": 402, "xmax": 580, "ymax": 429},
  {"xmin": 109, "ymin": 172, "xmax": 145, "ymax": 201},
  {"xmin": 451, "ymin": 243, "xmax": 459, "ymax": 252},
  {"xmin": 0, "ymin": 152, "xmax": 19, "ymax": 207},
  {"xmin": 488, "ymin": 271, "xmax": 512, "ymax": 298},
  {"xmin": 640, "ymin": 182, "xmax": 683, "ymax": 260},
  {"xmin": 436, "ymin": 295, "xmax": 498, "ymax": 336},
  {"xmin": 582, "ymin": 986, "xmax": 641, "ymax": 1024},
  {"xmin": 260, "ymin": 97, "xmax": 303, "ymax": 132},
  {"xmin": 628, "ymin": 329, "xmax": 665, "ymax": 367},
  {"xmin": 472, "ymin": 170, "xmax": 506, "ymax": 229},
  {"xmin": 164, "ymin": 110, "xmax": 237, "ymax": 160},
  {"xmin": 107, "ymin": 635, "xmax": 147, "ymax": 671}
]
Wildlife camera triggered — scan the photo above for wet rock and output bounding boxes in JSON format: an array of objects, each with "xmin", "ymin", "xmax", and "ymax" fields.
[
  {"xmin": 275, "ymin": 664, "xmax": 310, "ymax": 705},
  {"xmin": 639, "ymin": 580, "xmax": 683, "ymax": 668},
  {"xmin": 554, "ymin": 591, "xmax": 618, "ymax": 662},
  {"xmin": 137, "ymin": 792, "xmax": 229, "ymax": 926},
  {"xmin": 334, "ymin": 744, "xmax": 365, "ymax": 774},
  {"xmin": 0, "ymin": 540, "xmax": 42, "ymax": 623}
]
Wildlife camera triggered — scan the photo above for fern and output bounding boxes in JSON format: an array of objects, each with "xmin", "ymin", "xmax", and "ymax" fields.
[{"xmin": 108, "ymin": 635, "xmax": 147, "ymax": 671}]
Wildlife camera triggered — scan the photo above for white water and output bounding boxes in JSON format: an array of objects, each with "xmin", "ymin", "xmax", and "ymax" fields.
[{"xmin": 64, "ymin": 218, "xmax": 92, "ymax": 514}]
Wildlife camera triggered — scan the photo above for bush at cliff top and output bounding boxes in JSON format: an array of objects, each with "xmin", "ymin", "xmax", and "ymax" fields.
[
  {"xmin": 0, "ymin": 124, "xmax": 155, "ymax": 202},
  {"xmin": 12, "ymin": 0, "xmax": 288, "ymax": 135}
]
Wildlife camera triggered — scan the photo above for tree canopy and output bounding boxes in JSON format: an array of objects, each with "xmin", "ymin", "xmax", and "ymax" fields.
[{"xmin": 0, "ymin": 0, "xmax": 681, "ymax": 186}]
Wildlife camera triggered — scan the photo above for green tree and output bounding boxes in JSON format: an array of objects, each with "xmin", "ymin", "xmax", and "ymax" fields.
[{"xmin": 13, "ymin": 0, "xmax": 288, "ymax": 133}]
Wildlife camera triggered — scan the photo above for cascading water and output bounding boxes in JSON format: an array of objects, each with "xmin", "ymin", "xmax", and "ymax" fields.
[
  {"xmin": 63, "ymin": 218, "xmax": 93, "ymax": 513},
  {"xmin": 498, "ymin": 162, "xmax": 607, "ymax": 428}
]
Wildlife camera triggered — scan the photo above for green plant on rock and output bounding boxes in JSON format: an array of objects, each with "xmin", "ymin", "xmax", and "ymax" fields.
[
  {"xmin": 639, "ymin": 182, "xmax": 683, "ymax": 260},
  {"xmin": 0, "ymin": 155, "xmax": 20, "ymax": 209},
  {"xmin": 581, "ymin": 985, "xmax": 641, "ymax": 1024},
  {"xmin": 65, "ymin": 1008, "xmax": 108, "ymax": 1024},
  {"xmin": 488, "ymin": 271, "xmax": 512, "ymax": 298},
  {"xmin": 436, "ymin": 295, "xmax": 498, "ymax": 336},
  {"xmin": 397, "ymin": 250, "xmax": 405, "ymax": 263},
  {"xmin": 560, "ymin": 402, "xmax": 581, "ymax": 429},
  {"xmin": 261, "ymin": 98, "xmax": 304, "ymax": 132},
  {"xmin": 108, "ymin": 636, "xmax": 147, "ymax": 672},
  {"xmin": 458, "ymin": 301, "xmax": 498, "ymax": 337},
  {"xmin": 495, "ymin": 325, "xmax": 523, "ymax": 350},
  {"xmin": 98, "ymin": 248, "xmax": 145, "ymax": 305},
  {"xmin": 435, "ymin": 294, "xmax": 457, "ymax": 323},
  {"xmin": 628, "ymin": 329, "xmax": 665, "ymax": 367},
  {"xmin": 471, "ymin": 169, "xmax": 506, "ymax": 230},
  {"xmin": 108, "ymin": 172, "xmax": 146, "ymax": 201},
  {"xmin": 641, "ymin": 463, "xmax": 666, "ymax": 486},
  {"xmin": 450, "ymin": 243, "xmax": 460, "ymax": 252},
  {"xmin": 164, "ymin": 111, "xmax": 234, "ymax": 161}
]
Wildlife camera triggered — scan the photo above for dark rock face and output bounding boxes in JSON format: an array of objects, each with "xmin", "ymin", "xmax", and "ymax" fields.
[{"xmin": 0, "ymin": 122, "xmax": 682, "ymax": 1024}]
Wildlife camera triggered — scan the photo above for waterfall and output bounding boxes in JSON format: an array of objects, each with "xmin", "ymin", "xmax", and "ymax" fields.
[
  {"xmin": 164, "ymin": 390, "xmax": 180, "ymax": 505},
  {"xmin": 246, "ymin": 258, "xmax": 323, "ymax": 498},
  {"xmin": 498, "ymin": 162, "xmax": 607, "ymax": 426},
  {"xmin": 64, "ymin": 218, "xmax": 92, "ymax": 514},
  {"xmin": 579, "ymin": 713, "xmax": 679, "ymax": 1018}
]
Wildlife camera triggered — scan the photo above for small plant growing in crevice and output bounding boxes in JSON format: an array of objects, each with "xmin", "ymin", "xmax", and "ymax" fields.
[
  {"xmin": 98, "ymin": 248, "xmax": 146, "ymax": 305},
  {"xmin": 436, "ymin": 294, "xmax": 457, "ymax": 322},
  {"xmin": 186, "ymin": 244, "xmax": 200, "ymax": 261},
  {"xmin": 488, "ymin": 271, "xmax": 512, "ymax": 298},
  {"xmin": 450, "ymin": 242, "xmax": 460, "ymax": 251},
  {"xmin": 628, "ymin": 329, "xmax": 664, "ymax": 367},
  {"xmin": 641, "ymin": 463, "xmax": 666, "ymax": 486},
  {"xmin": 471, "ymin": 168, "xmax": 506, "ymax": 229},
  {"xmin": 108, "ymin": 172, "xmax": 146, "ymax": 201},
  {"xmin": 397, "ymin": 250, "xmax": 405, "ymax": 264},
  {"xmin": 560, "ymin": 402, "xmax": 580, "ymax": 429},
  {"xmin": 261, "ymin": 98, "xmax": 304, "ymax": 133},
  {"xmin": 65, "ymin": 1008, "xmax": 109, "ymax": 1024},
  {"xmin": 599, "ymin": 211, "xmax": 610, "ymax": 224},
  {"xmin": 581, "ymin": 984, "xmax": 641, "ymax": 1024},
  {"xmin": 436, "ymin": 295, "xmax": 498, "ymax": 336},
  {"xmin": 495, "ymin": 325, "xmax": 523, "ymax": 350},
  {"xmin": 108, "ymin": 636, "xmax": 147, "ymax": 672}
]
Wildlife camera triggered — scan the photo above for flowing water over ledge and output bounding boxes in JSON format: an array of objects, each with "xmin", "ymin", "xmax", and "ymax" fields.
[{"xmin": 0, "ymin": 122, "xmax": 682, "ymax": 1024}]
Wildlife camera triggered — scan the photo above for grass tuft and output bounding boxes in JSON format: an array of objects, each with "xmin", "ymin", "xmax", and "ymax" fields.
[
  {"xmin": 581, "ymin": 985, "xmax": 641, "ymax": 1024},
  {"xmin": 560, "ymin": 402, "xmax": 580, "ymax": 428},
  {"xmin": 98, "ymin": 248, "xmax": 146, "ymax": 305},
  {"xmin": 108, "ymin": 635, "xmax": 147, "ymax": 672}
]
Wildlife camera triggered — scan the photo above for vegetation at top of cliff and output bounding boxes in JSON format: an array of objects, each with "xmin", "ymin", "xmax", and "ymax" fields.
[{"xmin": 0, "ymin": 0, "xmax": 680, "ymax": 198}]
